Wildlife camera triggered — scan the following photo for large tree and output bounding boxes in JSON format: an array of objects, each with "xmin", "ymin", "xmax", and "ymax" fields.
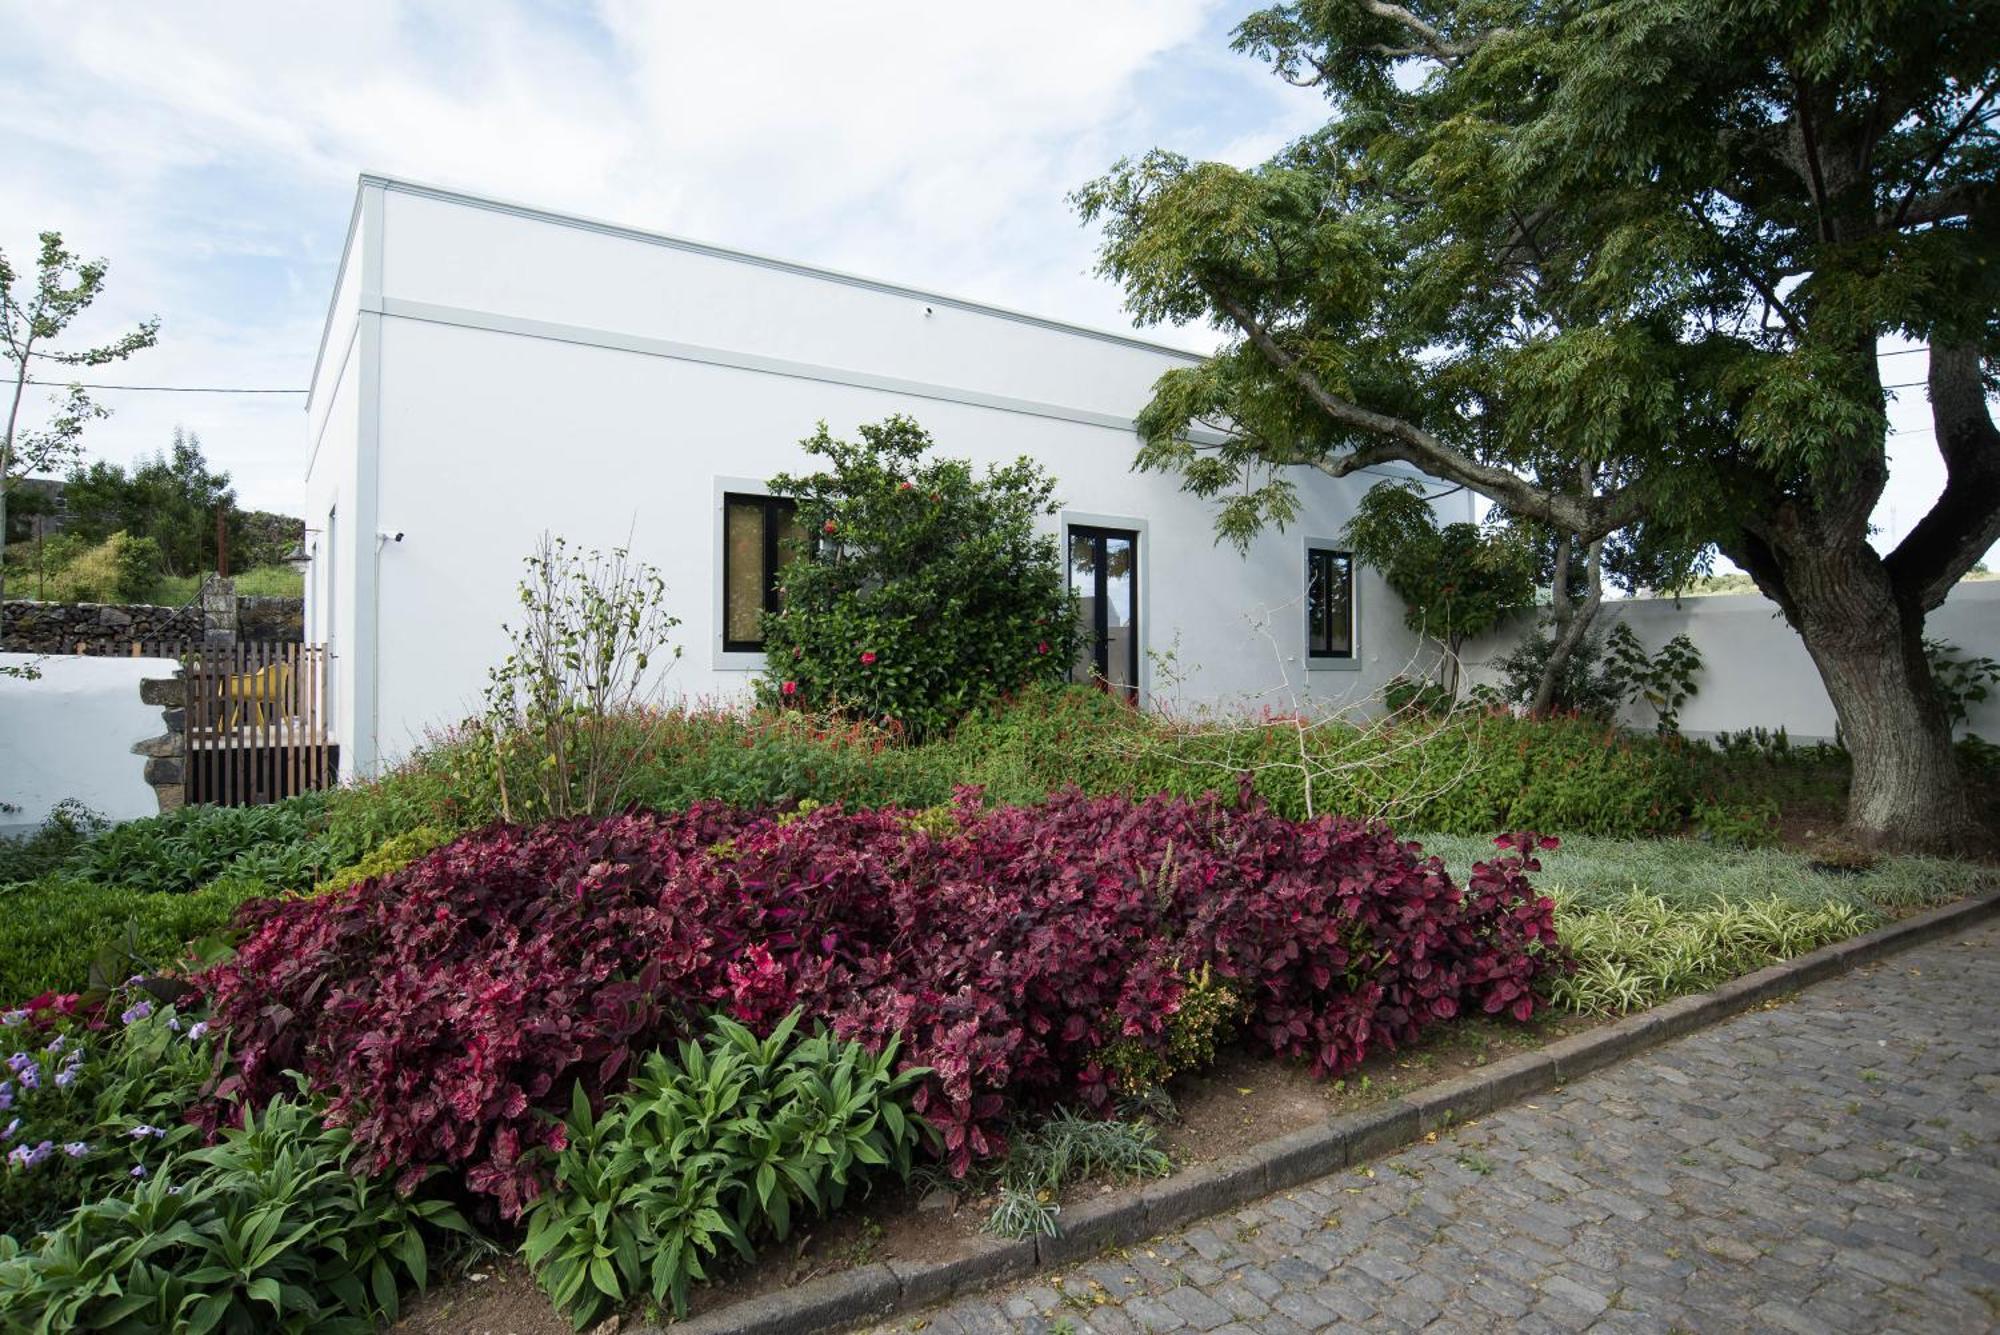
[
  {"xmin": 1077, "ymin": 0, "xmax": 1999, "ymax": 852},
  {"xmin": 1, "ymin": 233, "xmax": 158, "ymax": 624}
]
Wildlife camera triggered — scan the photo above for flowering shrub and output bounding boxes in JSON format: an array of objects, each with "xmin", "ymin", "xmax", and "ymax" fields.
[
  {"xmin": 0, "ymin": 982, "xmax": 216, "ymax": 1236},
  {"xmin": 201, "ymin": 792, "xmax": 1562, "ymax": 1215},
  {"xmin": 752, "ymin": 415, "xmax": 1078, "ymax": 737}
]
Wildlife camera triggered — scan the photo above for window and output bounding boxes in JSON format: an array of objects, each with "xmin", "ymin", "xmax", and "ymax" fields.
[
  {"xmin": 722, "ymin": 493, "xmax": 805, "ymax": 652},
  {"xmin": 1069, "ymin": 525, "xmax": 1140, "ymax": 700},
  {"xmin": 1307, "ymin": 547, "xmax": 1354, "ymax": 660}
]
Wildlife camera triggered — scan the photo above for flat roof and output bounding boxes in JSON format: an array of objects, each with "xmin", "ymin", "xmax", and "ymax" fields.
[{"xmin": 309, "ymin": 171, "xmax": 1211, "ymax": 402}]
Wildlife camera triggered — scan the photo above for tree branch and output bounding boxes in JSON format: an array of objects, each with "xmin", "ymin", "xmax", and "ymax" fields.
[
  {"xmin": 1357, "ymin": 0, "xmax": 1508, "ymax": 62},
  {"xmin": 1890, "ymin": 85, "xmax": 1996, "ymax": 231},
  {"xmin": 1205, "ymin": 285, "xmax": 1631, "ymax": 536},
  {"xmin": 1885, "ymin": 342, "xmax": 2000, "ymax": 610}
]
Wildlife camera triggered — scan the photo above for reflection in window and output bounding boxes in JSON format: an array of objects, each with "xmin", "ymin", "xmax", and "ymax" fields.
[
  {"xmin": 722, "ymin": 494, "xmax": 804, "ymax": 651},
  {"xmin": 1069, "ymin": 525, "xmax": 1139, "ymax": 701},
  {"xmin": 1307, "ymin": 548, "xmax": 1354, "ymax": 659}
]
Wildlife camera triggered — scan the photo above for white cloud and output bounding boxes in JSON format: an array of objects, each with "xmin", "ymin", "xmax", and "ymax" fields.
[{"xmin": 3, "ymin": 1, "xmax": 1321, "ymax": 512}]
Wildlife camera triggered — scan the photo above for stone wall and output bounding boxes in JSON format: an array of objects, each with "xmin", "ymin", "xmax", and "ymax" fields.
[{"xmin": 0, "ymin": 594, "xmax": 304, "ymax": 653}]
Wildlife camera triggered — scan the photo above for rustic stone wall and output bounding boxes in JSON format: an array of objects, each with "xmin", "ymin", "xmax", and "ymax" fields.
[
  {"xmin": 0, "ymin": 594, "xmax": 303, "ymax": 653},
  {"xmin": 131, "ymin": 673, "xmax": 188, "ymax": 814}
]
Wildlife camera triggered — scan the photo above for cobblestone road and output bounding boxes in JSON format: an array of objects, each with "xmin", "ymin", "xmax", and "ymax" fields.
[{"xmin": 868, "ymin": 920, "xmax": 2000, "ymax": 1334}]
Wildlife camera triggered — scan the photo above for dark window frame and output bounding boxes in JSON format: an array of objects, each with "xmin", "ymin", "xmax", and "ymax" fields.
[
  {"xmin": 1068, "ymin": 523, "xmax": 1141, "ymax": 702},
  {"xmin": 1306, "ymin": 546, "xmax": 1355, "ymax": 661},
  {"xmin": 721, "ymin": 492, "xmax": 799, "ymax": 653}
]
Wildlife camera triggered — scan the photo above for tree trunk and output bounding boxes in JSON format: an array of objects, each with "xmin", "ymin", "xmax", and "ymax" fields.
[
  {"xmin": 1531, "ymin": 534, "xmax": 1604, "ymax": 718},
  {"xmin": 1771, "ymin": 549, "xmax": 1976, "ymax": 853}
]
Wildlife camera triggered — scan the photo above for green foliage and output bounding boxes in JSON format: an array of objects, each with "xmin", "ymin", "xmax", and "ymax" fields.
[
  {"xmin": 3, "ymin": 530, "xmax": 164, "ymax": 603},
  {"xmin": 524, "ymin": 1012, "xmax": 929, "ymax": 1327},
  {"xmin": 0, "ymin": 877, "xmax": 269, "ymax": 1005},
  {"xmin": 0, "ymin": 987, "xmax": 216, "ymax": 1237},
  {"xmin": 1097, "ymin": 964, "xmax": 1240, "ymax": 1095},
  {"xmin": 0, "ymin": 802, "xmax": 106, "ymax": 886},
  {"xmin": 1547, "ymin": 890, "xmax": 1874, "ymax": 1017},
  {"xmin": 67, "ymin": 797, "xmax": 330, "ymax": 897},
  {"xmin": 149, "ymin": 564, "xmax": 302, "ymax": 604},
  {"xmin": 1925, "ymin": 637, "xmax": 1999, "ymax": 730},
  {"xmin": 1490, "ymin": 622, "xmax": 1624, "ymax": 719},
  {"xmin": 0, "ymin": 1091, "xmax": 475, "ymax": 1333},
  {"xmin": 484, "ymin": 534, "xmax": 683, "ymax": 822},
  {"xmin": 754, "ymin": 415, "xmax": 1077, "ymax": 738},
  {"xmin": 60, "ymin": 429, "xmax": 245, "ymax": 580},
  {"xmin": 1602, "ymin": 624, "xmax": 1703, "ymax": 734},
  {"xmin": 1340, "ymin": 483, "xmax": 1534, "ymax": 671},
  {"xmin": 1691, "ymin": 797, "xmax": 1781, "ymax": 850},
  {"xmin": 308, "ymin": 826, "xmax": 449, "ymax": 898},
  {"xmin": 978, "ymin": 1110, "xmax": 1172, "ymax": 1240}
]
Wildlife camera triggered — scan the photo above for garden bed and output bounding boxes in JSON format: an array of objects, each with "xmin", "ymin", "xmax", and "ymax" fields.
[{"xmin": 394, "ymin": 1011, "xmax": 1601, "ymax": 1333}]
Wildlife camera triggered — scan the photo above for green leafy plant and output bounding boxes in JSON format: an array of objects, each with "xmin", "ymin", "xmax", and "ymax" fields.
[
  {"xmin": 0, "ymin": 1090, "xmax": 475, "ymax": 1332},
  {"xmin": 307, "ymin": 826, "xmax": 449, "ymax": 898},
  {"xmin": 978, "ymin": 1110, "xmax": 1172, "ymax": 1240},
  {"xmin": 1097, "ymin": 964, "xmax": 1240, "ymax": 1095},
  {"xmin": 1925, "ymin": 637, "xmax": 1999, "ymax": 730},
  {"xmin": 1339, "ymin": 483, "xmax": 1534, "ymax": 696},
  {"xmin": 1548, "ymin": 890, "xmax": 1874, "ymax": 1016},
  {"xmin": 0, "ymin": 985, "xmax": 218, "ymax": 1237},
  {"xmin": 65, "ymin": 797, "xmax": 331, "ymax": 897},
  {"xmin": 484, "ymin": 534, "xmax": 683, "ymax": 822},
  {"xmin": 0, "ymin": 802, "xmax": 106, "ymax": 886},
  {"xmin": 1602, "ymin": 623, "xmax": 1703, "ymax": 735},
  {"xmin": 522, "ymin": 1012, "xmax": 929, "ymax": 1327},
  {"xmin": 0, "ymin": 877, "xmax": 270, "ymax": 1005},
  {"xmin": 755, "ymin": 414, "xmax": 1077, "ymax": 738}
]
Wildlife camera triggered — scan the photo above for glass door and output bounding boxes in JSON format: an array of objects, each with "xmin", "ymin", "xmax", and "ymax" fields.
[{"xmin": 1068, "ymin": 525, "xmax": 1139, "ymax": 702}]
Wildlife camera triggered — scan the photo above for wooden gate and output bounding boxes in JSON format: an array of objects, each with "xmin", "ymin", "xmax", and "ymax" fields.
[{"xmin": 185, "ymin": 643, "xmax": 336, "ymax": 806}]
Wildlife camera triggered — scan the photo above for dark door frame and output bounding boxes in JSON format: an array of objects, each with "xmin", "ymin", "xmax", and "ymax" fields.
[{"xmin": 1068, "ymin": 523, "xmax": 1141, "ymax": 701}]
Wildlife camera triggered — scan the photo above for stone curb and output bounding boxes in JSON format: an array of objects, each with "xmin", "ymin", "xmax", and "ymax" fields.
[{"xmin": 654, "ymin": 891, "xmax": 2000, "ymax": 1333}]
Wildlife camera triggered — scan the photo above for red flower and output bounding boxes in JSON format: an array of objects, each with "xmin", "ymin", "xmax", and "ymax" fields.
[
  {"xmin": 822, "ymin": 519, "xmax": 838, "ymax": 535},
  {"xmin": 860, "ymin": 650, "xmax": 877, "ymax": 665},
  {"xmin": 792, "ymin": 646, "xmax": 803, "ymax": 659},
  {"xmin": 781, "ymin": 680, "xmax": 799, "ymax": 696},
  {"xmin": 898, "ymin": 481, "xmax": 914, "ymax": 491},
  {"xmin": 1036, "ymin": 641, "xmax": 1050, "ymax": 655}
]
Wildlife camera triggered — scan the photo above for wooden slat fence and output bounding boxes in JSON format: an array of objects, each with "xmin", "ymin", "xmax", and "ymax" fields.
[{"xmin": 185, "ymin": 643, "xmax": 335, "ymax": 806}]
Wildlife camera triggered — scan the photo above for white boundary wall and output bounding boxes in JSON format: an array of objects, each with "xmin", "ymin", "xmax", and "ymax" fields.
[
  {"xmin": 0, "ymin": 654, "xmax": 177, "ymax": 837},
  {"xmin": 1464, "ymin": 579, "xmax": 2000, "ymax": 742}
]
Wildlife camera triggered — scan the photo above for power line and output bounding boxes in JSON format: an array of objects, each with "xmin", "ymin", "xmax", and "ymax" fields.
[
  {"xmin": 1877, "ymin": 346, "xmax": 1929, "ymax": 358},
  {"xmin": 20, "ymin": 378, "xmax": 305, "ymax": 394}
]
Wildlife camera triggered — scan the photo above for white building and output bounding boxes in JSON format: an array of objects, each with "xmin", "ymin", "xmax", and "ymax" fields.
[{"xmin": 304, "ymin": 175, "xmax": 1470, "ymax": 778}]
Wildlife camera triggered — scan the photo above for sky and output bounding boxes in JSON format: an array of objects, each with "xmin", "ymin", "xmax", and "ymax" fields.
[{"xmin": 0, "ymin": 1, "xmax": 1976, "ymax": 564}]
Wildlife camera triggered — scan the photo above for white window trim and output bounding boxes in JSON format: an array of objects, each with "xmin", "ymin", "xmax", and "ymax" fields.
[
  {"xmin": 1303, "ymin": 534, "xmax": 1362, "ymax": 673},
  {"xmin": 1059, "ymin": 510, "xmax": 1151, "ymax": 707}
]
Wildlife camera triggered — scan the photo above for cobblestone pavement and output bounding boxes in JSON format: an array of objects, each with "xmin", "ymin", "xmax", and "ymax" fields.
[{"xmin": 866, "ymin": 920, "xmax": 2000, "ymax": 1334}]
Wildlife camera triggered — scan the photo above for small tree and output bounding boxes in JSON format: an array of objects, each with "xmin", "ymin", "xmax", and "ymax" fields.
[
  {"xmin": 758, "ymin": 415, "xmax": 1077, "ymax": 737},
  {"xmin": 483, "ymin": 534, "xmax": 682, "ymax": 822},
  {"xmin": 1, "ymin": 233, "xmax": 158, "ymax": 628},
  {"xmin": 1339, "ymin": 482, "xmax": 1533, "ymax": 696}
]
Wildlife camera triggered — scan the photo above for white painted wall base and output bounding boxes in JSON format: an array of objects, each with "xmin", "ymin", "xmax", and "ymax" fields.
[
  {"xmin": 0, "ymin": 654, "xmax": 178, "ymax": 837},
  {"xmin": 1463, "ymin": 580, "xmax": 2000, "ymax": 742}
]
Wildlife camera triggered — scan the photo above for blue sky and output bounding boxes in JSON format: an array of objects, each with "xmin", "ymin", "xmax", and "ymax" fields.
[{"xmin": 0, "ymin": 1, "xmax": 1966, "ymax": 562}]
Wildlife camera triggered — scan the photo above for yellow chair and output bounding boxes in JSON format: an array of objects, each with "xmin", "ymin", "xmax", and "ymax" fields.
[{"xmin": 224, "ymin": 661, "xmax": 293, "ymax": 730}]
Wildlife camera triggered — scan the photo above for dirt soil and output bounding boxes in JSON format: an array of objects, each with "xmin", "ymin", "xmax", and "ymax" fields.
[{"xmin": 393, "ymin": 1010, "xmax": 1599, "ymax": 1333}]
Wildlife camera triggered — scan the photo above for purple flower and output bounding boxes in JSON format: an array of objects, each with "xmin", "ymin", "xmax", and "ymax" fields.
[
  {"xmin": 53, "ymin": 1065, "xmax": 78, "ymax": 1090},
  {"xmin": 0, "ymin": 1010, "xmax": 25, "ymax": 1028},
  {"xmin": 62, "ymin": 1142, "xmax": 87, "ymax": 1158},
  {"xmin": 2, "ymin": 1117, "xmax": 18, "ymax": 1142},
  {"xmin": 16, "ymin": 1066, "xmax": 37, "ymax": 1092},
  {"xmin": 129, "ymin": 1163, "xmax": 146, "ymax": 1179},
  {"xmin": 125, "ymin": 975, "xmax": 144, "ymax": 988},
  {"xmin": 128, "ymin": 1124, "xmax": 167, "ymax": 1140},
  {"xmin": 6, "ymin": 1053, "xmax": 28, "ymax": 1075},
  {"xmin": 120, "ymin": 1001, "xmax": 153, "ymax": 1026},
  {"xmin": 0, "ymin": 1082, "xmax": 11, "ymax": 1112},
  {"xmin": 187, "ymin": 1021, "xmax": 209, "ymax": 1042},
  {"xmin": 44, "ymin": 1036, "xmax": 64, "ymax": 1054},
  {"xmin": 166, "ymin": 1018, "xmax": 182, "ymax": 1033},
  {"xmin": 7, "ymin": 1140, "xmax": 52, "ymax": 1170}
]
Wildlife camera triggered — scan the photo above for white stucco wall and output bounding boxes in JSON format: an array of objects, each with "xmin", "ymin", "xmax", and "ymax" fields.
[
  {"xmin": 307, "ymin": 175, "xmax": 1476, "ymax": 775},
  {"xmin": 1463, "ymin": 579, "xmax": 2000, "ymax": 742},
  {"xmin": 0, "ymin": 654, "xmax": 177, "ymax": 836}
]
